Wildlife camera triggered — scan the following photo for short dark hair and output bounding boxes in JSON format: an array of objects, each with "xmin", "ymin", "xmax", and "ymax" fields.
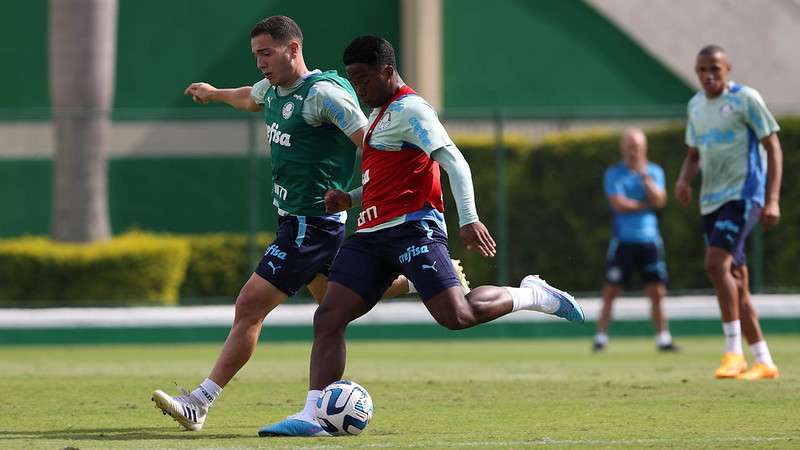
[
  {"xmin": 250, "ymin": 16, "xmax": 303, "ymax": 44},
  {"xmin": 343, "ymin": 35, "xmax": 396, "ymax": 67},
  {"xmin": 698, "ymin": 44, "xmax": 726, "ymax": 57}
]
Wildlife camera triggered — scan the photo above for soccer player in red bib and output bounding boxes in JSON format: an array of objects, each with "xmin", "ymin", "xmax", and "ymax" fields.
[{"xmin": 259, "ymin": 35, "xmax": 584, "ymax": 438}]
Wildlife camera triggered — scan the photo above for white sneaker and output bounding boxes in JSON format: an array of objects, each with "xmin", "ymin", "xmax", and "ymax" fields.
[
  {"xmin": 152, "ymin": 386, "xmax": 208, "ymax": 431},
  {"xmin": 520, "ymin": 275, "xmax": 585, "ymax": 323}
]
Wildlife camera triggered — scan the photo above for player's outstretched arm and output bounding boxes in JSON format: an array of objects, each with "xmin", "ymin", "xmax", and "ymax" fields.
[
  {"xmin": 184, "ymin": 83, "xmax": 262, "ymax": 112},
  {"xmin": 761, "ymin": 133, "xmax": 783, "ymax": 227},
  {"xmin": 674, "ymin": 147, "xmax": 700, "ymax": 206}
]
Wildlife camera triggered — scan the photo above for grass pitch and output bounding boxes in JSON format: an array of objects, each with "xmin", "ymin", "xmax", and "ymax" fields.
[{"xmin": 1, "ymin": 336, "xmax": 798, "ymax": 449}]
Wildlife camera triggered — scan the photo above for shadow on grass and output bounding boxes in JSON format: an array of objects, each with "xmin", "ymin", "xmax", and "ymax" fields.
[{"xmin": 0, "ymin": 426, "xmax": 240, "ymax": 441}]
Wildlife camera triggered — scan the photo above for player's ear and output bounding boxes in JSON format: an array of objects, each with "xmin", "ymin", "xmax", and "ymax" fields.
[
  {"xmin": 383, "ymin": 64, "xmax": 394, "ymax": 79},
  {"xmin": 288, "ymin": 40, "xmax": 300, "ymax": 58}
]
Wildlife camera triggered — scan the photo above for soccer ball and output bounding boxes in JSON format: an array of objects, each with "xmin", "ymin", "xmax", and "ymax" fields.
[{"xmin": 316, "ymin": 380, "xmax": 373, "ymax": 436}]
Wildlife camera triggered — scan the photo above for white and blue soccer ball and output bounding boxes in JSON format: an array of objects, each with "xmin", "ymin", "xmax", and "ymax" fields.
[{"xmin": 316, "ymin": 380, "xmax": 373, "ymax": 436}]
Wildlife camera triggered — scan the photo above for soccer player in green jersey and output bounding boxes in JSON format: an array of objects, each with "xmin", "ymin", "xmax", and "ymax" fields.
[
  {"xmin": 151, "ymin": 16, "xmax": 468, "ymax": 431},
  {"xmin": 675, "ymin": 45, "xmax": 783, "ymax": 380}
]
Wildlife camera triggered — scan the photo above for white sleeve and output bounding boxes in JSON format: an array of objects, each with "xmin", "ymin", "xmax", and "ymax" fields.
[
  {"xmin": 251, "ymin": 78, "xmax": 271, "ymax": 105},
  {"xmin": 402, "ymin": 98, "xmax": 454, "ymax": 155},
  {"xmin": 305, "ymin": 81, "xmax": 368, "ymax": 136},
  {"xmin": 430, "ymin": 145, "xmax": 479, "ymax": 227}
]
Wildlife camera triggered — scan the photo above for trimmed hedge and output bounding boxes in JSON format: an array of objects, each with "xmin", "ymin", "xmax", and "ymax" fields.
[
  {"xmin": 180, "ymin": 233, "xmax": 273, "ymax": 299},
  {"xmin": 0, "ymin": 232, "xmax": 190, "ymax": 305},
  {"xmin": 446, "ymin": 117, "xmax": 800, "ymax": 292}
]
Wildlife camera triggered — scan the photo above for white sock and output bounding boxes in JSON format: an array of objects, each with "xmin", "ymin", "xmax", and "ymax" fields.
[
  {"xmin": 750, "ymin": 340, "xmax": 775, "ymax": 367},
  {"xmin": 191, "ymin": 378, "xmax": 222, "ymax": 408},
  {"xmin": 506, "ymin": 287, "xmax": 559, "ymax": 313},
  {"xmin": 594, "ymin": 332, "xmax": 609, "ymax": 345},
  {"xmin": 407, "ymin": 279, "xmax": 417, "ymax": 294},
  {"xmin": 656, "ymin": 330, "xmax": 672, "ymax": 347},
  {"xmin": 298, "ymin": 390, "xmax": 322, "ymax": 422},
  {"xmin": 722, "ymin": 320, "xmax": 743, "ymax": 354}
]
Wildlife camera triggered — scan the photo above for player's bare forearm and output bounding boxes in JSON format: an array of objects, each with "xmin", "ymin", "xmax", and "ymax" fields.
[
  {"xmin": 762, "ymin": 134, "xmax": 783, "ymax": 205},
  {"xmin": 608, "ymin": 195, "xmax": 647, "ymax": 213},
  {"xmin": 674, "ymin": 148, "xmax": 700, "ymax": 206},
  {"xmin": 184, "ymin": 83, "xmax": 261, "ymax": 112},
  {"xmin": 761, "ymin": 133, "xmax": 783, "ymax": 227},
  {"xmin": 214, "ymin": 87, "xmax": 262, "ymax": 112},
  {"xmin": 641, "ymin": 176, "xmax": 667, "ymax": 209}
]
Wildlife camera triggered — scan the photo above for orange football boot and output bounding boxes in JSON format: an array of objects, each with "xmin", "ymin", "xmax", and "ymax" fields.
[
  {"xmin": 736, "ymin": 363, "xmax": 779, "ymax": 380},
  {"xmin": 714, "ymin": 352, "xmax": 747, "ymax": 379}
]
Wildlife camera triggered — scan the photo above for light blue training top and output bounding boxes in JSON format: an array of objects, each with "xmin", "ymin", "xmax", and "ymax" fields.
[{"xmin": 604, "ymin": 161, "xmax": 664, "ymax": 243}]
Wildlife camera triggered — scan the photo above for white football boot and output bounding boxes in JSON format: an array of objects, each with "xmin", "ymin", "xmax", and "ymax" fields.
[{"xmin": 152, "ymin": 386, "xmax": 208, "ymax": 431}]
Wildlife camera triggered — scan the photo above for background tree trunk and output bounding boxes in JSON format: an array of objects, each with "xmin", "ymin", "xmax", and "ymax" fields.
[{"xmin": 49, "ymin": 0, "xmax": 117, "ymax": 242}]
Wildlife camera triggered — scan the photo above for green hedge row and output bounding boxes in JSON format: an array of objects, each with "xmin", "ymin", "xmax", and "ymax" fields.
[
  {"xmin": 0, "ymin": 233, "xmax": 190, "ymax": 305},
  {"xmin": 179, "ymin": 232, "xmax": 273, "ymax": 299},
  {"xmin": 445, "ymin": 117, "xmax": 800, "ymax": 292},
  {"xmin": 0, "ymin": 232, "xmax": 274, "ymax": 305}
]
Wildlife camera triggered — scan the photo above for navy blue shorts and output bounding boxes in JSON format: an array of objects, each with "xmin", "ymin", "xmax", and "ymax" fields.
[
  {"xmin": 328, "ymin": 220, "xmax": 462, "ymax": 306},
  {"xmin": 702, "ymin": 199, "xmax": 761, "ymax": 267},
  {"xmin": 254, "ymin": 215, "xmax": 345, "ymax": 297},
  {"xmin": 605, "ymin": 239, "xmax": 668, "ymax": 286}
]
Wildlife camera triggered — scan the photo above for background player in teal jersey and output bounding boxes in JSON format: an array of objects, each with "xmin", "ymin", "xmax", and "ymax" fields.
[
  {"xmin": 594, "ymin": 128, "xmax": 677, "ymax": 353},
  {"xmin": 675, "ymin": 45, "xmax": 783, "ymax": 380},
  {"xmin": 151, "ymin": 16, "xmax": 436, "ymax": 431}
]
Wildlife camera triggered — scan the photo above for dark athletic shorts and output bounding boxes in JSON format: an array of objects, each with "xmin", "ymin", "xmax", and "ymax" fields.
[
  {"xmin": 604, "ymin": 239, "xmax": 668, "ymax": 286},
  {"xmin": 701, "ymin": 199, "xmax": 761, "ymax": 267},
  {"xmin": 328, "ymin": 220, "xmax": 462, "ymax": 306},
  {"xmin": 254, "ymin": 215, "xmax": 345, "ymax": 296}
]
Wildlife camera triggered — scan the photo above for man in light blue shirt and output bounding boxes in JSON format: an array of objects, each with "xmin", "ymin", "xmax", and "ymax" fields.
[
  {"xmin": 676, "ymin": 45, "xmax": 783, "ymax": 380},
  {"xmin": 594, "ymin": 128, "xmax": 676, "ymax": 352}
]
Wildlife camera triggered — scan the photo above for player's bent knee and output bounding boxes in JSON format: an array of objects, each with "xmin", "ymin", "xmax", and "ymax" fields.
[
  {"xmin": 432, "ymin": 310, "xmax": 472, "ymax": 330},
  {"xmin": 233, "ymin": 290, "xmax": 272, "ymax": 326},
  {"xmin": 312, "ymin": 304, "xmax": 350, "ymax": 337}
]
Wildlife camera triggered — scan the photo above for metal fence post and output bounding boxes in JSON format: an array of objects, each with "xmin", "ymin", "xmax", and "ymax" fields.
[
  {"xmin": 494, "ymin": 110, "xmax": 509, "ymax": 285},
  {"xmin": 247, "ymin": 117, "xmax": 260, "ymax": 268}
]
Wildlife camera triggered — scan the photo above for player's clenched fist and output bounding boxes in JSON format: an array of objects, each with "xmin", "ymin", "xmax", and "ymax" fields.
[
  {"xmin": 324, "ymin": 189, "xmax": 352, "ymax": 214},
  {"xmin": 184, "ymin": 82, "xmax": 218, "ymax": 104}
]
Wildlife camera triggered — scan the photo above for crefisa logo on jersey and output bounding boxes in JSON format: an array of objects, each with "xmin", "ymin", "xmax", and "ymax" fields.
[
  {"xmin": 267, "ymin": 123, "xmax": 292, "ymax": 147},
  {"xmin": 282, "ymin": 102, "xmax": 295, "ymax": 119}
]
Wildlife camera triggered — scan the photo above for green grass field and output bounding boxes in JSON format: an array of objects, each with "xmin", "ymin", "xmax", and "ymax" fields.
[{"xmin": 1, "ymin": 336, "xmax": 798, "ymax": 449}]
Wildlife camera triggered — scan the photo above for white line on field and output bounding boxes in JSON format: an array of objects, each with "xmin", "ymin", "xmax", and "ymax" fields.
[{"xmin": 265, "ymin": 435, "xmax": 795, "ymax": 449}]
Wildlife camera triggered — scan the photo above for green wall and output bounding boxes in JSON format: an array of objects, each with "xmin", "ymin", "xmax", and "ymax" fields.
[
  {"xmin": 442, "ymin": 0, "xmax": 693, "ymax": 112},
  {"xmin": 0, "ymin": 0, "xmax": 400, "ymax": 112},
  {"xmin": 0, "ymin": 157, "xmax": 276, "ymax": 236}
]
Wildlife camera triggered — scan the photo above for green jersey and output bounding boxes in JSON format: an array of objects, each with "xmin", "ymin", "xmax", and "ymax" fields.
[{"xmin": 258, "ymin": 71, "xmax": 364, "ymax": 217}]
